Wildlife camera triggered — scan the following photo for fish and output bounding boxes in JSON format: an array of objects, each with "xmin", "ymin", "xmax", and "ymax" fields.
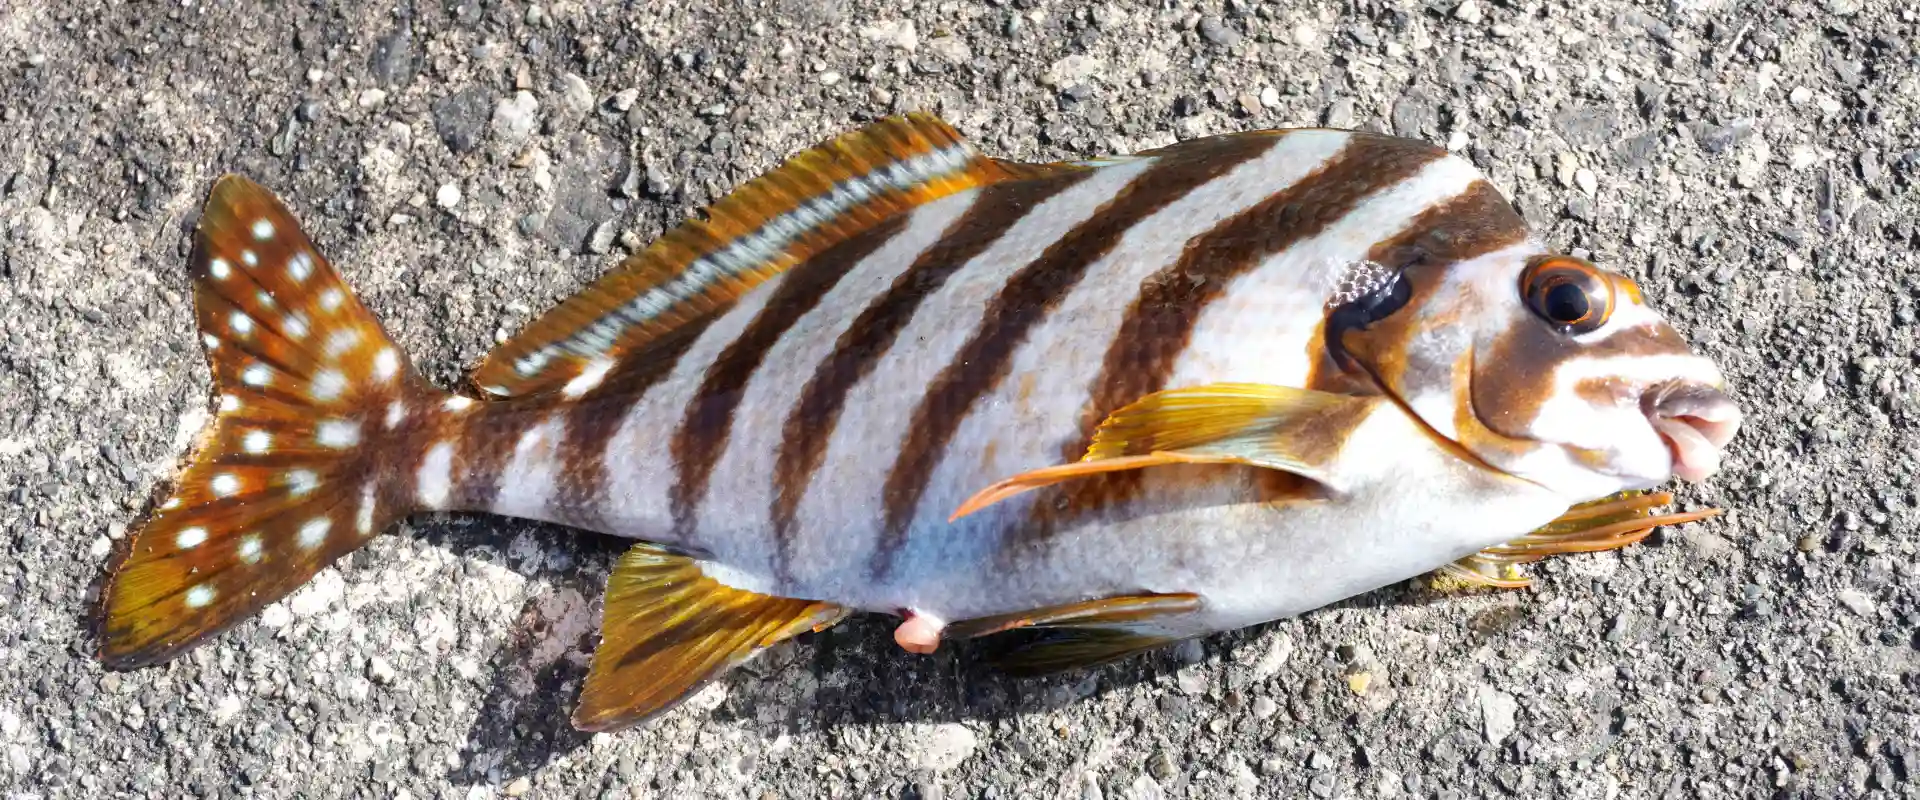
[{"xmin": 93, "ymin": 112, "xmax": 1743, "ymax": 732}]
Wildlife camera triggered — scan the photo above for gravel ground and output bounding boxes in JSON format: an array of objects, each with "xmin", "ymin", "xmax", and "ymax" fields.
[{"xmin": 3, "ymin": 0, "xmax": 1919, "ymax": 798}]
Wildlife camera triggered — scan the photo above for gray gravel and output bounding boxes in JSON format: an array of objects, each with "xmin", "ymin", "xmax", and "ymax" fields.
[{"xmin": 3, "ymin": 1, "xmax": 1919, "ymax": 798}]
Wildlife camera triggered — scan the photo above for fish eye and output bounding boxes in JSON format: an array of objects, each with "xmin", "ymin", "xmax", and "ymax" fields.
[{"xmin": 1521, "ymin": 256, "xmax": 1613, "ymax": 334}]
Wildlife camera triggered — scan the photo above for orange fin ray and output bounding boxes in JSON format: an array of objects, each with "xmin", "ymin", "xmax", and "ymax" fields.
[
  {"xmin": 951, "ymin": 383, "xmax": 1378, "ymax": 520},
  {"xmin": 97, "ymin": 175, "xmax": 429, "ymax": 668},
  {"xmin": 474, "ymin": 112, "xmax": 1062, "ymax": 400},
  {"xmin": 572, "ymin": 543, "xmax": 848, "ymax": 733},
  {"xmin": 1432, "ymin": 490, "xmax": 1723, "ymax": 590}
]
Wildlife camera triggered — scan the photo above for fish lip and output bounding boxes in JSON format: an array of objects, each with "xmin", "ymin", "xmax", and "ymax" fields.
[{"xmin": 1643, "ymin": 381, "xmax": 1742, "ymax": 483}]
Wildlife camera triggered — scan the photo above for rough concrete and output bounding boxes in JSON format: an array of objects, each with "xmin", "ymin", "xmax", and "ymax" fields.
[{"xmin": 2, "ymin": 1, "xmax": 1918, "ymax": 798}]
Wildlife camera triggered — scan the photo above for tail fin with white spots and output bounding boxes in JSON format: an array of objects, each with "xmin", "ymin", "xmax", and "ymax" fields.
[{"xmin": 96, "ymin": 175, "xmax": 439, "ymax": 668}]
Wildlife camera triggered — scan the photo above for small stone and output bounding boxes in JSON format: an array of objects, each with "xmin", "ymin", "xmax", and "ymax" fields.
[
  {"xmin": 1790, "ymin": 146, "xmax": 1820, "ymax": 171},
  {"xmin": 1198, "ymin": 17, "xmax": 1242, "ymax": 47},
  {"xmin": 368, "ymin": 657, "xmax": 397, "ymax": 684},
  {"xmin": 1838, "ymin": 589, "xmax": 1875, "ymax": 616},
  {"xmin": 912, "ymin": 723, "xmax": 977, "ymax": 773},
  {"xmin": 1346, "ymin": 672, "xmax": 1373, "ymax": 696},
  {"xmin": 1478, "ymin": 686, "xmax": 1518, "ymax": 745},
  {"xmin": 1566, "ymin": 195, "xmax": 1597, "ymax": 222},
  {"xmin": 1453, "ymin": 0, "xmax": 1484, "ymax": 24},
  {"xmin": 1177, "ymin": 669, "xmax": 1208, "ymax": 695},
  {"xmin": 610, "ymin": 88, "xmax": 639, "ymax": 112},
  {"xmin": 1251, "ymin": 696, "xmax": 1278, "ymax": 719},
  {"xmin": 357, "ymin": 88, "xmax": 388, "ymax": 108},
  {"xmin": 504, "ymin": 777, "xmax": 531, "ymax": 797},
  {"xmin": 1236, "ymin": 93, "xmax": 1262, "ymax": 116},
  {"xmin": 1575, "ymin": 168, "xmax": 1598, "ymax": 194},
  {"xmin": 1148, "ymin": 751, "xmax": 1178, "ymax": 780},
  {"xmin": 435, "ymin": 183, "xmax": 462, "ymax": 209},
  {"xmin": 518, "ymin": 212, "xmax": 546, "ymax": 236},
  {"xmin": 1308, "ymin": 750, "xmax": 1333, "ymax": 770},
  {"xmin": 1259, "ymin": 86, "xmax": 1280, "ymax": 107},
  {"xmin": 819, "ymin": 71, "xmax": 842, "ymax": 86},
  {"xmin": 1447, "ymin": 130, "xmax": 1469, "ymax": 151},
  {"xmin": 1790, "ymin": 86, "xmax": 1814, "ymax": 105},
  {"xmin": 1325, "ymin": 98, "xmax": 1356, "ymax": 128},
  {"xmin": 432, "ymin": 86, "xmax": 495, "ymax": 154},
  {"xmin": 860, "ymin": 19, "xmax": 919, "ymax": 52},
  {"xmin": 492, "ymin": 91, "xmax": 539, "ymax": 145}
]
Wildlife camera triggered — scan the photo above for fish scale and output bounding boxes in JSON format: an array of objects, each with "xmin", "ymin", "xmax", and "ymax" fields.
[{"xmin": 96, "ymin": 112, "xmax": 1742, "ymax": 733}]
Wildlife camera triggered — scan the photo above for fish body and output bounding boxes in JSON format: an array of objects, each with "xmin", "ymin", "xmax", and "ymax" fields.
[{"xmin": 96, "ymin": 114, "xmax": 1741, "ymax": 731}]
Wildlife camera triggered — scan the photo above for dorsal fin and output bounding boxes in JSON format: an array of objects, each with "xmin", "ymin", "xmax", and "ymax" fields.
[{"xmin": 473, "ymin": 111, "xmax": 1057, "ymax": 398}]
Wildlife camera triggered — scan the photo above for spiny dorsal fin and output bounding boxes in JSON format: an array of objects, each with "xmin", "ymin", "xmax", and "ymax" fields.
[
  {"xmin": 572, "ymin": 543, "xmax": 847, "ymax": 732},
  {"xmin": 99, "ymin": 175, "xmax": 425, "ymax": 668},
  {"xmin": 475, "ymin": 111, "xmax": 1058, "ymax": 399}
]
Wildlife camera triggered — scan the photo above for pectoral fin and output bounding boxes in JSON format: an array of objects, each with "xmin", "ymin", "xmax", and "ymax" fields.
[
  {"xmin": 572, "ymin": 543, "xmax": 848, "ymax": 732},
  {"xmin": 947, "ymin": 593, "xmax": 1202, "ymax": 677},
  {"xmin": 952, "ymin": 383, "xmax": 1378, "ymax": 520},
  {"xmin": 1433, "ymin": 490, "xmax": 1723, "ymax": 590}
]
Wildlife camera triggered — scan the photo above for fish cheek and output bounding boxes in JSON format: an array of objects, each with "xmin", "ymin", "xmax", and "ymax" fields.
[{"xmin": 1467, "ymin": 321, "xmax": 1568, "ymax": 442}]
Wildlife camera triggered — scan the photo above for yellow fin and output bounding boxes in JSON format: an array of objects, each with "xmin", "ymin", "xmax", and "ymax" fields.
[
  {"xmin": 951, "ymin": 383, "xmax": 1378, "ymax": 520},
  {"xmin": 572, "ymin": 543, "xmax": 847, "ymax": 732},
  {"xmin": 1433, "ymin": 490, "xmax": 1722, "ymax": 590},
  {"xmin": 949, "ymin": 594, "xmax": 1201, "ymax": 677},
  {"xmin": 98, "ymin": 175, "xmax": 422, "ymax": 669},
  {"xmin": 475, "ymin": 111, "xmax": 1060, "ymax": 399}
]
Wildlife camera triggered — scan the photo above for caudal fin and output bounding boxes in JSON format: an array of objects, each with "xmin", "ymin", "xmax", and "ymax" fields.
[{"xmin": 98, "ymin": 175, "xmax": 433, "ymax": 668}]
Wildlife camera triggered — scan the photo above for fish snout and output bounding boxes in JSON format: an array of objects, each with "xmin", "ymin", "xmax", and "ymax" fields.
[{"xmin": 1643, "ymin": 381, "xmax": 1742, "ymax": 483}]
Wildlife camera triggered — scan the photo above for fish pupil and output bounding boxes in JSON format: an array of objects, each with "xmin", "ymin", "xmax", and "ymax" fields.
[{"xmin": 1544, "ymin": 282, "xmax": 1589, "ymax": 323}]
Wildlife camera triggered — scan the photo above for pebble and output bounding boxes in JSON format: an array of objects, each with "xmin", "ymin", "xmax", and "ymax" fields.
[
  {"xmin": 911, "ymin": 723, "xmax": 977, "ymax": 773},
  {"xmin": 492, "ymin": 91, "xmax": 540, "ymax": 144},
  {"xmin": 610, "ymin": 88, "xmax": 639, "ymax": 112},
  {"xmin": 435, "ymin": 182, "xmax": 461, "ymax": 209},
  {"xmin": 357, "ymin": 88, "xmax": 388, "ymax": 108},
  {"xmin": 1837, "ymin": 589, "xmax": 1875, "ymax": 616},
  {"xmin": 1575, "ymin": 168, "xmax": 1598, "ymax": 194},
  {"xmin": 1251, "ymin": 696, "xmax": 1278, "ymax": 719},
  {"xmin": 1478, "ymin": 686, "xmax": 1518, "ymax": 745},
  {"xmin": 504, "ymin": 777, "xmax": 531, "ymax": 797},
  {"xmin": 431, "ymin": 87, "xmax": 494, "ymax": 154},
  {"xmin": 1453, "ymin": 0, "xmax": 1484, "ymax": 23},
  {"xmin": 1198, "ymin": 17, "xmax": 1242, "ymax": 47}
]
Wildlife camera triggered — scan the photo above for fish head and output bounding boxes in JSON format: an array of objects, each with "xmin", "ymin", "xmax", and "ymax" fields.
[{"xmin": 1329, "ymin": 246, "xmax": 1741, "ymax": 502}]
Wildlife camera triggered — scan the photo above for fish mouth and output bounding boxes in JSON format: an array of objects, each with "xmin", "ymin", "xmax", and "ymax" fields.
[{"xmin": 1645, "ymin": 381, "xmax": 1742, "ymax": 483}]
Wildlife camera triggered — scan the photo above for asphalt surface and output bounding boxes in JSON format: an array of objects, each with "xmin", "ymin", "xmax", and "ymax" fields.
[{"xmin": 2, "ymin": 1, "xmax": 1918, "ymax": 798}]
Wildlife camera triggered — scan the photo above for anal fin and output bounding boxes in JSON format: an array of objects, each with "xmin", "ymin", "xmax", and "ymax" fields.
[
  {"xmin": 573, "ymin": 543, "xmax": 847, "ymax": 732},
  {"xmin": 1433, "ymin": 490, "xmax": 1722, "ymax": 590},
  {"xmin": 948, "ymin": 593, "xmax": 1201, "ymax": 678}
]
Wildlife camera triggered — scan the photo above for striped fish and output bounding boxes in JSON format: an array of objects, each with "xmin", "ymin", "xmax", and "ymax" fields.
[{"xmin": 95, "ymin": 113, "xmax": 1742, "ymax": 731}]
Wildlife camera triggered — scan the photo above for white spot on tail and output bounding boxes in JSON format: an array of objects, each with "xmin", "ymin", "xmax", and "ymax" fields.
[
  {"xmin": 325, "ymin": 328, "xmax": 362, "ymax": 358},
  {"xmin": 384, "ymin": 401, "xmax": 406, "ymax": 430},
  {"xmin": 443, "ymin": 396, "xmax": 474, "ymax": 413},
  {"xmin": 316, "ymin": 419, "xmax": 361, "ymax": 449},
  {"xmin": 230, "ymin": 312, "xmax": 254, "ymax": 337},
  {"xmin": 210, "ymin": 473, "xmax": 240, "ymax": 497},
  {"xmin": 416, "ymin": 441, "xmax": 454, "ymax": 508},
  {"xmin": 243, "ymin": 430, "xmax": 271, "ymax": 454},
  {"xmin": 286, "ymin": 468, "xmax": 319, "ymax": 496},
  {"xmin": 209, "ymin": 259, "xmax": 231, "ymax": 280},
  {"xmin": 185, "ymin": 585, "xmax": 216, "ymax": 609},
  {"xmin": 319, "ymin": 288, "xmax": 345, "ymax": 312},
  {"xmin": 288, "ymin": 252, "xmax": 314, "ymax": 282},
  {"xmin": 238, "ymin": 534, "xmax": 263, "ymax": 564},
  {"xmin": 283, "ymin": 314, "xmax": 309, "ymax": 341},
  {"xmin": 298, "ymin": 517, "xmax": 330, "ymax": 549},
  {"xmin": 251, "ymin": 219, "xmax": 275, "ymax": 240},
  {"xmin": 176, "ymin": 527, "xmax": 207, "ymax": 549},
  {"xmin": 202, "ymin": 333, "xmax": 220, "ymax": 351},
  {"xmin": 242, "ymin": 250, "xmax": 259, "ymax": 267},
  {"xmin": 357, "ymin": 481, "xmax": 377, "ymax": 536},
  {"xmin": 373, "ymin": 348, "xmax": 399, "ymax": 382},
  {"xmin": 241, "ymin": 365, "xmax": 271, "ymax": 387},
  {"xmin": 310, "ymin": 369, "xmax": 347, "ymax": 401},
  {"xmin": 254, "ymin": 291, "xmax": 277, "ymax": 310},
  {"xmin": 562, "ymin": 358, "xmax": 613, "ymax": 397},
  {"xmin": 219, "ymin": 394, "xmax": 241, "ymax": 413},
  {"xmin": 161, "ymin": 498, "xmax": 181, "ymax": 510}
]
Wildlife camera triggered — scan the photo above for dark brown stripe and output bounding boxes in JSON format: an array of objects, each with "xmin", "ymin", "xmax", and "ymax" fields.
[
  {"xmin": 768, "ymin": 171, "xmax": 1094, "ymax": 585},
  {"xmin": 667, "ymin": 213, "xmax": 914, "ymax": 540},
  {"xmin": 544, "ymin": 315, "xmax": 722, "ymax": 529},
  {"xmin": 1046, "ymin": 134, "xmax": 1450, "ymax": 518},
  {"xmin": 869, "ymin": 132, "xmax": 1284, "ymax": 580},
  {"xmin": 441, "ymin": 398, "xmax": 543, "ymax": 512}
]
